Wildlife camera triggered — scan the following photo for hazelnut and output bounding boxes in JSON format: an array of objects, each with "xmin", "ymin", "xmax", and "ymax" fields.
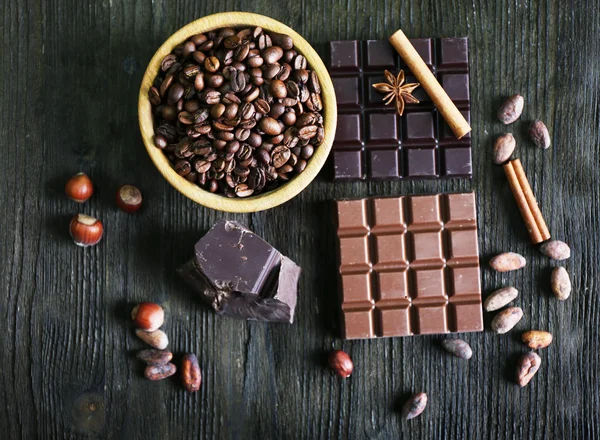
[
  {"xmin": 131, "ymin": 302, "xmax": 164, "ymax": 332},
  {"xmin": 328, "ymin": 350, "xmax": 353, "ymax": 378},
  {"xmin": 116, "ymin": 184, "xmax": 143, "ymax": 213},
  {"xmin": 65, "ymin": 172, "xmax": 94, "ymax": 202},
  {"xmin": 69, "ymin": 214, "xmax": 103, "ymax": 247}
]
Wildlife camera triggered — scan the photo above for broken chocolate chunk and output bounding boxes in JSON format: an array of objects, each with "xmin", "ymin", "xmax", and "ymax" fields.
[{"xmin": 178, "ymin": 220, "xmax": 301, "ymax": 323}]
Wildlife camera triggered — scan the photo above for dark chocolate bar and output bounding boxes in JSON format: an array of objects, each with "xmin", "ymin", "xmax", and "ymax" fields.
[
  {"xmin": 178, "ymin": 220, "xmax": 301, "ymax": 323},
  {"xmin": 329, "ymin": 38, "xmax": 472, "ymax": 180},
  {"xmin": 335, "ymin": 192, "xmax": 483, "ymax": 339}
]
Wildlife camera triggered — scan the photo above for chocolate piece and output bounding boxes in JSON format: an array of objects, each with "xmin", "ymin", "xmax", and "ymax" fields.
[
  {"xmin": 329, "ymin": 38, "xmax": 472, "ymax": 180},
  {"xmin": 335, "ymin": 192, "xmax": 483, "ymax": 339},
  {"xmin": 178, "ymin": 220, "xmax": 301, "ymax": 323}
]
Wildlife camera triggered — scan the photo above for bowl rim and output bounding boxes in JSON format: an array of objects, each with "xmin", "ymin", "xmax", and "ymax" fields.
[{"xmin": 138, "ymin": 12, "xmax": 337, "ymax": 213}]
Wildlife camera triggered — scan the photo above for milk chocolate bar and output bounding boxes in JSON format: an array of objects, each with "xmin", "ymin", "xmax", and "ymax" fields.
[
  {"xmin": 178, "ymin": 220, "xmax": 301, "ymax": 323},
  {"xmin": 335, "ymin": 192, "xmax": 483, "ymax": 339}
]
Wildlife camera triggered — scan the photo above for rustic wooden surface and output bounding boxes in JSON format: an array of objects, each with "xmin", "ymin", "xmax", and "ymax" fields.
[{"xmin": 0, "ymin": 0, "xmax": 598, "ymax": 438}]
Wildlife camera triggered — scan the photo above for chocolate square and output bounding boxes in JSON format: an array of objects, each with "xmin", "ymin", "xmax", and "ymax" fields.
[
  {"xmin": 334, "ymin": 114, "xmax": 363, "ymax": 147},
  {"xmin": 335, "ymin": 192, "xmax": 483, "ymax": 339},
  {"xmin": 333, "ymin": 150, "xmax": 364, "ymax": 180},
  {"xmin": 365, "ymin": 40, "xmax": 396, "ymax": 69},
  {"xmin": 406, "ymin": 148, "xmax": 437, "ymax": 177},
  {"xmin": 330, "ymin": 41, "xmax": 360, "ymax": 71},
  {"xmin": 442, "ymin": 147, "xmax": 472, "ymax": 177},
  {"xmin": 368, "ymin": 149, "xmax": 400, "ymax": 179},
  {"xmin": 438, "ymin": 38, "xmax": 469, "ymax": 69},
  {"xmin": 333, "ymin": 76, "xmax": 362, "ymax": 108},
  {"xmin": 367, "ymin": 112, "xmax": 398, "ymax": 144}
]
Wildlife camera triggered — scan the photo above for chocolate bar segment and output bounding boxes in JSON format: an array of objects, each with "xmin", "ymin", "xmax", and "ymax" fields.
[
  {"xmin": 336, "ymin": 192, "xmax": 482, "ymax": 339},
  {"xmin": 178, "ymin": 220, "xmax": 301, "ymax": 323},
  {"xmin": 329, "ymin": 38, "xmax": 472, "ymax": 181}
]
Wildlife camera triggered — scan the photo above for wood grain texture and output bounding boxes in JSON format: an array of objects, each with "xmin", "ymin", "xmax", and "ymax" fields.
[{"xmin": 0, "ymin": 0, "xmax": 599, "ymax": 438}]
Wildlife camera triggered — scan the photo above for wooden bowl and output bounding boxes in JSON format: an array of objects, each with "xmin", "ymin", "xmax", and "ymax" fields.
[{"xmin": 138, "ymin": 12, "xmax": 336, "ymax": 213}]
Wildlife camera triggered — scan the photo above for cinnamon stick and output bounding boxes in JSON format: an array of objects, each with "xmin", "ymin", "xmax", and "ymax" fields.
[
  {"xmin": 503, "ymin": 159, "xmax": 550, "ymax": 244},
  {"xmin": 388, "ymin": 29, "xmax": 471, "ymax": 139}
]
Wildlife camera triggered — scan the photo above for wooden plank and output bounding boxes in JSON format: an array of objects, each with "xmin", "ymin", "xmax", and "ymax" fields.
[{"xmin": 0, "ymin": 0, "xmax": 598, "ymax": 438}]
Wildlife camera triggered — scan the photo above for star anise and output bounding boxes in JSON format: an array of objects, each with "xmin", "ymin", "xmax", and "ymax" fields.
[{"xmin": 372, "ymin": 70, "xmax": 420, "ymax": 116}]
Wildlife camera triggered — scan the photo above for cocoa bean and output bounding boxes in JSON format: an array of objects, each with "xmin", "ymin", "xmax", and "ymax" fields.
[
  {"xmin": 497, "ymin": 94, "xmax": 524, "ymax": 124},
  {"xmin": 528, "ymin": 120, "xmax": 550, "ymax": 149},
  {"xmin": 539, "ymin": 240, "xmax": 570, "ymax": 260},
  {"xmin": 516, "ymin": 352, "xmax": 541, "ymax": 387},
  {"xmin": 181, "ymin": 353, "xmax": 202, "ymax": 392},
  {"xmin": 491, "ymin": 307, "xmax": 523, "ymax": 334},
  {"xmin": 489, "ymin": 252, "xmax": 526, "ymax": 272},
  {"xmin": 441, "ymin": 339, "xmax": 472, "ymax": 360},
  {"xmin": 493, "ymin": 133, "xmax": 516, "ymax": 164},
  {"xmin": 484, "ymin": 287, "xmax": 519, "ymax": 311},
  {"xmin": 135, "ymin": 329, "xmax": 169, "ymax": 350},
  {"xmin": 144, "ymin": 363, "xmax": 177, "ymax": 381},
  {"xmin": 402, "ymin": 392, "xmax": 427, "ymax": 420},
  {"xmin": 551, "ymin": 267, "xmax": 571, "ymax": 300},
  {"xmin": 137, "ymin": 349, "xmax": 173, "ymax": 366},
  {"xmin": 521, "ymin": 330, "xmax": 553, "ymax": 349}
]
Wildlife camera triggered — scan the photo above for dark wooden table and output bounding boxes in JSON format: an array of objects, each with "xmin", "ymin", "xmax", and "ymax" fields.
[{"xmin": 1, "ymin": 1, "xmax": 599, "ymax": 438}]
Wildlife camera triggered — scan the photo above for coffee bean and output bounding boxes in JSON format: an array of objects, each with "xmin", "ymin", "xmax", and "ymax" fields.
[
  {"xmin": 203, "ymin": 90, "xmax": 221, "ymax": 105},
  {"xmin": 308, "ymin": 71, "xmax": 321, "ymax": 94},
  {"xmin": 269, "ymin": 103, "xmax": 285, "ymax": 119},
  {"xmin": 271, "ymin": 146, "xmax": 291, "ymax": 168},
  {"xmin": 161, "ymin": 105, "xmax": 177, "ymax": 121},
  {"xmin": 301, "ymin": 145, "xmax": 314, "ymax": 159},
  {"xmin": 148, "ymin": 87, "xmax": 161, "ymax": 105},
  {"xmin": 234, "ymin": 43, "xmax": 250, "ymax": 61},
  {"xmin": 149, "ymin": 28, "xmax": 324, "ymax": 198},
  {"xmin": 264, "ymin": 64, "xmax": 281, "ymax": 80},
  {"xmin": 154, "ymin": 135, "xmax": 168, "ymax": 150},
  {"xmin": 161, "ymin": 54, "xmax": 177, "ymax": 72},
  {"xmin": 269, "ymin": 32, "xmax": 293, "ymax": 50},
  {"xmin": 167, "ymin": 83, "xmax": 184, "ymax": 105},
  {"xmin": 191, "ymin": 34, "xmax": 207, "ymax": 46},
  {"xmin": 259, "ymin": 117, "xmax": 282, "ymax": 136},
  {"xmin": 194, "ymin": 72, "xmax": 205, "ymax": 91},
  {"xmin": 198, "ymin": 40, "xmax": 214, "ymax": 51},
  {"xmin": 211, "ymin": 103, "xmax": 226, "ymax": 119},
  {"xmin": 192, "ymin": 158, "xmax": 210, "ymax": 173},
  {"xmin": 204, "ymin": 56, "xmax": 220, "ymax": 73},
  {"xmin": 281, "ymin": 111, "xmax": 296, "ymax": 126},
  {"xmin": 262, "ymin": 46, "xmax": 284, "ymax": 64},
  {"xmin": 294, "ymin": 159, "xmax": 307, "ymax": 173},
  {"xmin": 178, "ymin": 111, "xmax": 193, "ymax": 125},
  {"xmin": 270, "ymin": 79, "xmax": 287, "ymax": 98},
  {"xmin": 184, "ymin": 99, "xmax": 201, "ymax": 113},
  {"xmin": 175, "ymin": 160, "xmax": 191, "ymax": 176},
  {"xmin": 298, "ymin": 125, "xmax": 318, "ymax": 140},
  {"xmin": 293, "ymin": 54, "xmax": 307, "ymax": 70},
  {"xmin": 182, "ymin": 41, "xmax": 196, "ymax": 58},
  {"xmin": 207, "ymin": 73, "xmax": 224, "ymax": 88},
  {"xmin": 230, "ymin": 70, "xmax": 246, "ymax": 92},
  {"xmin": 243, "ymin": 86, "xmax": 260, "ymax": 102},
  {"xmin": 192, "ymin": 51, "xmax": 206, "ymax": 65}
]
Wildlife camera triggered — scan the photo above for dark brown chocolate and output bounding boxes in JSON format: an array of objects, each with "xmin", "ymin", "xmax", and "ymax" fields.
[
  {"xmin": 335, "ymin": 192, "xmax": 483, "ymax": 339},
  {"xmin": 329, "ymin": 38, "xmax": 472, "ymax": 180},
  {"xmin": 178, "ymin": 220, "xmax": 301, "ymax": 323}
]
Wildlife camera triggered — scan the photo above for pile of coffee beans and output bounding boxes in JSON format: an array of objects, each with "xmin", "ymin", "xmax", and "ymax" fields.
[{"xmin": 149, "ymin": 27, "xmax": 325, "ymax": 198}]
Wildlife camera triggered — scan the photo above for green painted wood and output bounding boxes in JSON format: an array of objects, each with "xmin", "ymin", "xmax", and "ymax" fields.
[{"xmin": 0, "ymin": 0, "xmax": 598, "ymax": 438}]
